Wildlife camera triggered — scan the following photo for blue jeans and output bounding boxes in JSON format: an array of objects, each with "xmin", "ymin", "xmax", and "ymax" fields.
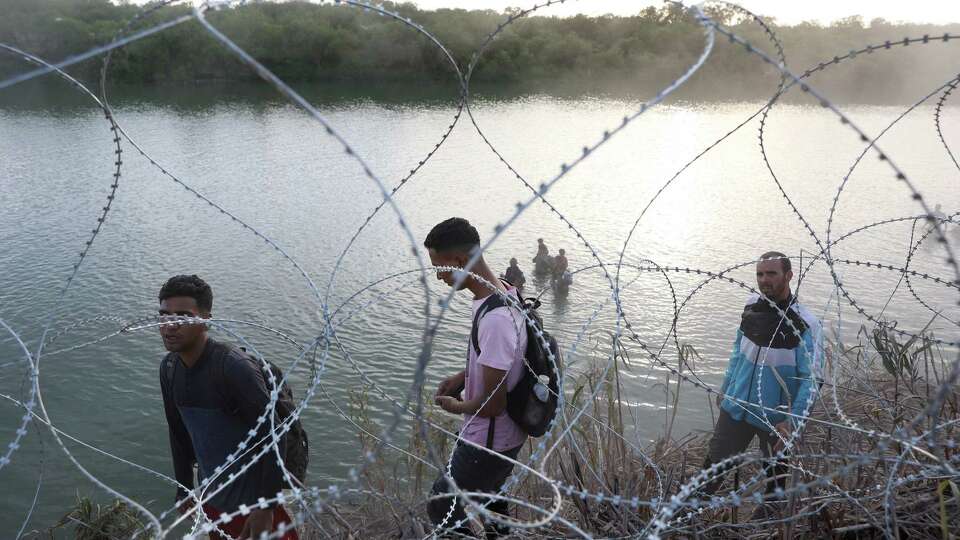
[{"xmin": 428, "ymin": 442, "xmax": 523, "ymax": 537}]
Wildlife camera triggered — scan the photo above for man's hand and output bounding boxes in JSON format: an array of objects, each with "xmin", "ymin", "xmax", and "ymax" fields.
[
  {"xmin": 772, "ymin": 421, "xmax": 792, "ymax": 453},
  {"xmin": 238, "ymin": 508, "xmax": 273, "ymax": 539},
  {"xmin": 435, "ymin": 372, "xmax": 464, "ymax": 400},
  {"xmin": 435, "ymin": 396, "xmax": 463, "ymax": 414}
]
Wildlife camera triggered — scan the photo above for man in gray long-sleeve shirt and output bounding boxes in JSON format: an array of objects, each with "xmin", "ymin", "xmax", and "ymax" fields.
[{"xmin": 158, "ymin": 275, "xmax": 297, "ymax": 539}]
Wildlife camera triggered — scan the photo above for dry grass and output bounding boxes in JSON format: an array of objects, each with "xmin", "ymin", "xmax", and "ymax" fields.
[
  {"xmin": 314, "ymin": 326, "xmax": 959, "ymax": 539},
  {"xmin": 38, "ymin": 327, "xmax": 958, "ymax": 539}
]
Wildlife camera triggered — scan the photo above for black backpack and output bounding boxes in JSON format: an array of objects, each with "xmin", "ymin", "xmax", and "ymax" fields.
[
  {"xmin": 470, "ymin": 290, "xmax": 562, "ymax": 444},
  {"xmin": 162, "ymin": 343, "xmax": 309, "ymax": 485}
]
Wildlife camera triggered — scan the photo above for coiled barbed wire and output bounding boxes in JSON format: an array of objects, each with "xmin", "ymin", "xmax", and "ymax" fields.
[{"xmin": 0, "ymin": 0, "xmax": 958, "ymax": 538}]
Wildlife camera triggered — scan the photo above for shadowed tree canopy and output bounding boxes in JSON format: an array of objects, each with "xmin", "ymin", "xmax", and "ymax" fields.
[{"xmin": 1, "ymin": 0, "xmax": 958, "ymax": 102}]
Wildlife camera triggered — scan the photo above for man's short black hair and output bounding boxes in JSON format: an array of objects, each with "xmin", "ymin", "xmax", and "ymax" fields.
[
  {"xmin": 159, "ymin": 275, "xmax": 213, "ymax": 312},
  {"xmin": 759, "ymin": 251, "xmax": 791, "ymax": 273},
  {"xmin": 424, "ymin": 217, "xmax": 480, "ymax": 254}
]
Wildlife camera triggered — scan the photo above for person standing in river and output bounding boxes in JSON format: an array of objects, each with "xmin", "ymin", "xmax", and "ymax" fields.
[
  {"xmin": 532, "ymin": 238, "xmax": 552, "ymax": 275},
  {"xmin": 503, "ymin": 257, "xmax": 527, "ymax": 291},
  {"xmin": 699, "ymin": 252, "xmax": 822, "ymax": 519},
  {"xmin": 552, "ymin": 249, "xmax": 569, "ymax": 281}
]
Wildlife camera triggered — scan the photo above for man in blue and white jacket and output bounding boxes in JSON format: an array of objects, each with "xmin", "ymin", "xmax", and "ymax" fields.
[{"xmin": 701, "ymin": 251, "xmax": 822, "ymax": 496}]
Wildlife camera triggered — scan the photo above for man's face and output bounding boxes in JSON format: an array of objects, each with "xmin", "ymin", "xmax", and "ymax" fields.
[
  {"xmin": 428, "ymin": 248, "xmax": 469, "ymax": 290},
  {"xmin": 756, "ymin": 260, "xmax": 792, "ymax": 301},
  {"xmin": 158, "ymin": 296, "xmax": 208, "ymax": 352}
]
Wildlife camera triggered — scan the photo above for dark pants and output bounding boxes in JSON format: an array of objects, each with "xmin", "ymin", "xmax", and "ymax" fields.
[
  {"xmin": 428, "ymin": 442, "xmax": 523, "ymax": 537},
  {"xmin": 700, "ymin": 409, "xmax": 787, "ymax": 495}
]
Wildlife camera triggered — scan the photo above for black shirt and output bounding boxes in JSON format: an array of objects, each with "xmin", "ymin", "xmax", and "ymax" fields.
[
  {"xmin": 504, "ymin": 266, "xmax": 525, "ymax": 287},
  {"xmin": 159, "ymin": 338, "xmax": 284, "ymax": 511}
]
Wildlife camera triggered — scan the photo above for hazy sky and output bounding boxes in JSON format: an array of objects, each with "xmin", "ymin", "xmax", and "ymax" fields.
[{"xmin": 406, "ymin": 1, "xmax": 960, "ymax": 25}]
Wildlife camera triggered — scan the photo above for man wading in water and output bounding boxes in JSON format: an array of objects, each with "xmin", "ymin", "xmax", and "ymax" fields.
[
  {"xmin": 503, "ymin": 257, "xmax": 526, "ymax": 291},
  {"xmin": 425, "ymin": 218, "xmax": 528, "ymax": 538},
  {"xmin": 532, "ymin": 238, "xmax": 551, "ymax": 275},
  {"xmin": 158, "ymin": 275, "xmax": 298, "ymax": 539},
  {"xmin": 700, "ymin": 252, "xmax": 822, "ymax": 520}
]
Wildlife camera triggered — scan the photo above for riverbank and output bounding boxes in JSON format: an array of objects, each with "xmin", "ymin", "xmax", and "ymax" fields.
[{"xmin": 34, "ymin": 327, "xmax": 959, "ymax": 538}]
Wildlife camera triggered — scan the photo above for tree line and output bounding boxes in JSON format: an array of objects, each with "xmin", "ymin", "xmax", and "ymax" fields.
[{"xmin": 2, "ymin": 0, "xmax": 959, "ymax": 102}]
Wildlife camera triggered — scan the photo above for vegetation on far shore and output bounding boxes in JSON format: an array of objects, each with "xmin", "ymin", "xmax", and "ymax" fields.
[{"xmin": 2, "ymin": 1, "xmax": 960, "ymax": 102}]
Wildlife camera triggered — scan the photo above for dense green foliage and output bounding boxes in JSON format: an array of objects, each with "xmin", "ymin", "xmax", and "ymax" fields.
[{"xmin": 2, "ymin": 0, "xmax": 959, "ymax": 101}]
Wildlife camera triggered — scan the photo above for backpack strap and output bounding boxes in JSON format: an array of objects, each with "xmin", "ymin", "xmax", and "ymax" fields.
[
  {"xmin": 486, "ymin": 416, "xmax": 496, "ymax": 449},
  {"xmin": 468, "ymin": 289, "xmax": 516, "ymax": 450},
  {"xmin": 161, "ymin": 352, "xmax": 177, "ymax": 389},
  {"xmin": 214, "ymin": 341, "xmax": 241, "ymax": 415},
  {"xmin": 470, "ymin": 291, "xmax": 513, "ymax": 355},
  {"xmin": 227, "ymin": 345, "xmax": 289, "ymax": 419}
]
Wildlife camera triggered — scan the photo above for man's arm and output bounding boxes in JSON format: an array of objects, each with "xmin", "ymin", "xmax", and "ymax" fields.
[
  {"xmin": 440, "ymin": 365, "xmax": 508, "ymax": 417},
  {"xmin": 159, "ymin": 361, "xmax": 196, "ymax": 508},
  {"xmin": 436, "ymin": 310, "xmax": 517, "ymax": 418},
  {"xmin": 772, "ymin": 324, "xmax": 823, "ymax": 452}
]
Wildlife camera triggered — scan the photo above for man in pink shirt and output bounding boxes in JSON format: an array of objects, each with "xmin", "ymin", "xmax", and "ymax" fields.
[{"xmin": 424, "ymin": 217, "xmax": 528, "ymax": 538}]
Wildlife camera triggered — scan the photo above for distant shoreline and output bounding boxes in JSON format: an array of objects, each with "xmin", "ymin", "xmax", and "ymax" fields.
[
  {"xmin": 1, "ymin": 77, "xmax": 954, "ymax": 110},
  {"xmin": 2, "ymin": 1, "xmax": 959, "ymax": 106}
]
